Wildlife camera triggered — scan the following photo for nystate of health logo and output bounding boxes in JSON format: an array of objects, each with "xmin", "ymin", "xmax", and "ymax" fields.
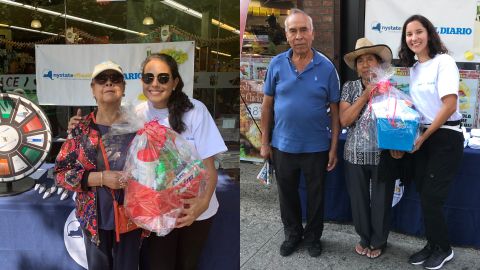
[
  {"xmin": 42, "ymin": 70, "xmax": 88, "ymax": 80},
  {"xmin": 371, "ymin": 21, "xmax": 402, "ymax": 33},
  {"xmin": 42, "ymin": 69, "xmax": 142, "ymax": 80},
  {"xmin": 64, "ymin": 209, "xmax": 88, "ymax": 269},
  {"xmin": 371, "ymin": 21, "xmax": 472, "ymax": 35}
]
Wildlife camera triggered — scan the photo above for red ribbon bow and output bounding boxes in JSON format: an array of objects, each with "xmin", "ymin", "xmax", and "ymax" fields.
[{"xmin": 367, "ymin": 80, "xmax": 397, "ymax": 127}]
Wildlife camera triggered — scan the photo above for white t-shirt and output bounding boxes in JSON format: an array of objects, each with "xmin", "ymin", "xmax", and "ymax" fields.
[
  {"xmin": 409, "ymin": 54, "xmax": 462, "ymax": 124},
  {"xmin": 135, "ymin": 98, "xmax": 228, "ymax": 220}
]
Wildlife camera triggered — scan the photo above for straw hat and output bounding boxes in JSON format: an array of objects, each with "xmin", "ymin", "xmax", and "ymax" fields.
[{"xmin": 343, "ymin": 38, "xmax": 392, "ymax": 70}]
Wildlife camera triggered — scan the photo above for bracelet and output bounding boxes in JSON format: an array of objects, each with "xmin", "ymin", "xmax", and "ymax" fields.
[
  {"xmin": 100, "ymin": 171, "xmax": 103, "ymax": 187},
  {"xmin": 262, "ymin": 143, "xmax": 270, "ymax": 146}
]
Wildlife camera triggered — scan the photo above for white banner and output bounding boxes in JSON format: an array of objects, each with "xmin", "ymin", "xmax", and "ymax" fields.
[
  {"xmin": 365, "ymin": 0, "xmax": 479, "ymax": 63},
  {"xmin": 36, "ymin": 41, "xmax": 195, "ymax": 106}
]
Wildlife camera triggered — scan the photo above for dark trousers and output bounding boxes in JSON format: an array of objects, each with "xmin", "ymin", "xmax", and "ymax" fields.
[
  {"xmin": 83, "ymin": 228, "xmax": 142, "ymax": 270},
  {"xmin": 344, "ymin": 161, "xmax": 395, "ymax": 249},
  {"xmin": 414, "ymin": 128, "xmax": 463, "ymax": 251},
  {"xmin": 271, "ymin": 148, "xmax": 328, "ymax": 244},
  {"xmin": 140, "ymin": 217, "xmax": 213, "ymax": 270}
]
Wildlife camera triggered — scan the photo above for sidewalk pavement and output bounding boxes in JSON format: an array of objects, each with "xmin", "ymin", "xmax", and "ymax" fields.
[{"xmin": 240, "ymin": 162, "xmax": 480, "ymax": 270}]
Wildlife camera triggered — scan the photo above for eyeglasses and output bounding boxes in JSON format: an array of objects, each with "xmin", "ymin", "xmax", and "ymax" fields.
[
  {"xmin": 141, "ymin": 73, "xmax": 170, "ymax": 85},
  {"xmin": 94, "ymin": 72, "xmax": 124, "ymax": 84}
]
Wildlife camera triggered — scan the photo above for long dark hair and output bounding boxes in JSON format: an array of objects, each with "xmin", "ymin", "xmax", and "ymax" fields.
[
  {"xmin": 398, "ymin": 14, "xmax": 448, "ymax": 67},
  {"xmin": 141, "ymin": 53, "xmax": 193, "ymax": 133}
]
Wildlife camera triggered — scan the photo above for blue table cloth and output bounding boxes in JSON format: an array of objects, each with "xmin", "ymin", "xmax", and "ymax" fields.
[{"xmin": 0, "ymin": 172, "xmax": 239, "ymax": 270}]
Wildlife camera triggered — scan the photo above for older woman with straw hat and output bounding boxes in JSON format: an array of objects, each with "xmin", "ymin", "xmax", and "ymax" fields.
[{"xmin": 340, "ymin": 38, "xmax": 394, "ymax": 259}]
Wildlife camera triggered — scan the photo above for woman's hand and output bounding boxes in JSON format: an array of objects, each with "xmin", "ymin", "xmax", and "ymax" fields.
[
  {"xmin": 101, "ymin": 171, "xmax": 127, "ymax": 189},
  {"xmin": 68, "ymin": 108, "xmax": 84, "ymax": 131},
  {"xmin": 174, "ymin": 156, "xmax": 217, "ymax": 228},
  {"xmin": 389, "ymin": 150, "xmax": 405, "ymax": 159},
  {"xmin": 411, "ymin": 134, "xmax": 426, "ymax": 153},
  {"xmin": 364, "ymin": 83, "xmax": 376, "ymax": 98},
  {"xmin": 175, "ymin": 196, "xmax": 210, "ymax": 228},
  {"xmin": 340, "ymin": 82, "xmax": 376, "ymax": 128}
]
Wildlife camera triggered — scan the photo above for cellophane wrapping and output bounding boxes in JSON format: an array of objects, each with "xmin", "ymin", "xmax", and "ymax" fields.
[
  {"xmin": 256, "ymin": 159, "xmax": 274, "ymax": 186},
  {"xmin": 369, "ymin": 67, "xmax": 421, "ymax": 151},
  {"xmin": 352, "ymin": 102, "xmax": 379, "ymax": 153},
  {"xmin": 122, "ymin": 120, "xmax": 207, "ymax": 236},
  {"xmin": 352, "ymin": 67, "xmax": 395, "ymax": 153}
]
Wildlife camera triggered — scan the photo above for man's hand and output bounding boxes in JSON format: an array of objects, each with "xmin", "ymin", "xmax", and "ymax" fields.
[
  {"xmin": 260, "ymin": 144, "xmax": 272, "ymax": 160},
  {"xmin": 68, "ymin": 108, "xmax": 83, "ymax": 131},
  {"xmin": 326, "ymin": 149, "xmax": 337, "ymax": 171}
]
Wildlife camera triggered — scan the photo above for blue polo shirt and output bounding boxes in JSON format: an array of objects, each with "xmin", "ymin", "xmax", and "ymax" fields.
[{"xmin": 264, "ymin": 48, "xmax": 340, "ymax": 153}]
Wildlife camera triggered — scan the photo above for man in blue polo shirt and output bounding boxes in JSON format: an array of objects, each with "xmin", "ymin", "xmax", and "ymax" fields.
[{"xmin": 260, "ymin": 8, "xmax": 340, "ymax": 258}]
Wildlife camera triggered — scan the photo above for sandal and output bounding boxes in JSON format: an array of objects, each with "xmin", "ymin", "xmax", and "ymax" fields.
[{"xmin": 355, "ymin": 243, "xmax": 368, "ymax": 256}]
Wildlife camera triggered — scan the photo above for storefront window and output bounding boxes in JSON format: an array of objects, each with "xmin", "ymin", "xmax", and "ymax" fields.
[
  {"xmin": 240, "ymin": 0, "xmax": 292, "ymax": 162},
  {"xmin": 0, "ymin": 0, "xmax": 239, "ymax": 162}
]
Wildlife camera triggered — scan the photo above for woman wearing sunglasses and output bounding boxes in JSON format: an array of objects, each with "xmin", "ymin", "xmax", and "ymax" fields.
[
  {"xmin": 136, "ymin": 53, "xmax": 227, "ymax": 270},
  {"xmin": 55, "ymin": 60, "xmax": 143, "ymax": 270}
]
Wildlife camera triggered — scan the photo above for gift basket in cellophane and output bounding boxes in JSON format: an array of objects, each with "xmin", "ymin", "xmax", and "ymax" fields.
[
  {"xmin": 368, "ymin": 67, "xmax": 421, "ymax": 151},
  {"xmin": 353, "ymin": 66, "xmax": 421, "ymax": 152},
  {"xmin": 122, "ymin": 120, "xmax": 207, "ymax": 236}
]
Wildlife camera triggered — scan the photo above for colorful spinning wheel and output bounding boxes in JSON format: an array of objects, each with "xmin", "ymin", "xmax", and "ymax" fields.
[{"xmin": 0, "ymin": 93, "xmax": 52, "ymax": 195}]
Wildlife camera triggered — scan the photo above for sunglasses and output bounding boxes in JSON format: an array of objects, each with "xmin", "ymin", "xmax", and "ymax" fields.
[
  {"xmin": 94, "ymin": 72, "xmax": 124, "ymax": 84},
  {"xmin": 141, "ymin": 73, "xmax": 171, "ymax": 85}
]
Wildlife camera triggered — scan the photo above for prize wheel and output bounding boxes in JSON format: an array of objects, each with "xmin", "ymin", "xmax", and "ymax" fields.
[{"xmin": 0, "ymin": 93, "xmax": 52, "ymax": 196}]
